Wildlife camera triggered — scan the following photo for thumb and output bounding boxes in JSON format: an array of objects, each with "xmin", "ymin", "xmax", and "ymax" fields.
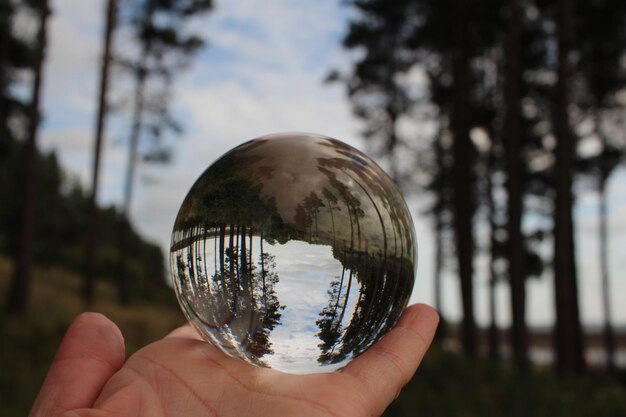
[{"xmin": 29, "ymin": 312, "xmax": 125, "ymax": 417}]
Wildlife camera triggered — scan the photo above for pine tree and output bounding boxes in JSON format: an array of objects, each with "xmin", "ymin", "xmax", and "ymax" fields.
[
  {"xmin": 84, "ymin": 0, "xmax": 118, "ymax": 306},
  {"xmin": 117, "ymin": 0, "xmax": 213, "ymax": 305},
  {"xmin": 553, "ymin": 0, "xmax": 584, "ymax": 375},
  {"xmin": 7, "ymin": 0, "xmax": 50, "ymax": 315}
]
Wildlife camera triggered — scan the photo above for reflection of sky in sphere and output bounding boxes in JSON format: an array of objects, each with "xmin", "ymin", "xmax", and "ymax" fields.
[{"xmin": 264, "ymin": 239, "xmax": 360, "ymax": 373}]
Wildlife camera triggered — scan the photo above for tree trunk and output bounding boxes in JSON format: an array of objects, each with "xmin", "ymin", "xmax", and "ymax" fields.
[
  {"xmin": 219, "ymin": 225, "xmax": 225, "ymax": 275},
  {"xmin": 486, "ymin": 142, "xmax": 499, "ymax": 361},
  {"xmin": 118, "ymin": 63, "xmax": 146, "ymax": 306},
  {"xmin": 553, "ymin": 0, "xmax": 584, "ymax": 376},
  {"xmin": 0, "ymin": 0, "xmax": 12, "ymax": 146},
  {"xmin": 503, "ymin": 0, "xmax": 528, "ymax": 367},
  {"xmin": 432, "ymin": 205, "xmax": 446, "ymax": 345},
  {"xmin": 118, "ymin": 1, "xmax": 157, "ymax": 306},
  {"xmin": 597, "ymin": 119, "xmax": 615, "ymax": 373},
  {"xmin": 598, "ymin": 176, "xmax": 615, "ymax": 373},
  {"xmin": 84, "ymin": 0, "xmax": 117, "ymax": 306},
  {"xmin": 451, "ymin": 0, "xmax": 477, "ymax": 358},
  {"xmin": 433, "ymin": 133, "xmax": 446, "ymax": 344},
  {"xmin": 7, "ymin": 0, "xmax": 49, "ymax": 315}
]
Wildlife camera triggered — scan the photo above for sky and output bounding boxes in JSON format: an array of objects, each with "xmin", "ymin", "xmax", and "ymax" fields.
[{"xmin": 37, "ymin": 0, "xmax": 626, "ymax": 329}]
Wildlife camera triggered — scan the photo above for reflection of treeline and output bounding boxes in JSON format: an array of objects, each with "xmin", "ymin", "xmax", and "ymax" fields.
[
  {"xmin": 172, "ymin": 223, "xmax": 284, "ymax": 366},
  {"xmin": 173, "ymin": 139, "xmax": 414, "ymax": 259},
  {"xmin": 316, "ymin": 247, "xmax": 414, "ymax": 364},
  {"xmin": 172, "ymin": 145, "xmax": 306, "ymax": 245}
]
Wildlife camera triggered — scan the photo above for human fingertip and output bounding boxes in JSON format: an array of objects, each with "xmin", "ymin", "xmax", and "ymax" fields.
[{"xmin": 61, "ymin": 312, "xmax": 125, "ymax": 363}]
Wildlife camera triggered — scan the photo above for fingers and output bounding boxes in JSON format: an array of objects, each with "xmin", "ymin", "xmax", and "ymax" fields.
[
  {"xmin": 29, "ymin": 313, "xmax": 125, "ymax": 417},
  {"xmin": 341, "ymin": 304, "xmax": 439, "ymax": 414}
]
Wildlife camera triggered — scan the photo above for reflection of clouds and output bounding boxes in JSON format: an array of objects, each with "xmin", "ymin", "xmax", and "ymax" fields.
[
  {"xmin": 243, "ymin": 134, "xmax": 336, "ymax": 224},
  {"xmin": 264, "ymin": 240, "xmax": 352, "ymax": 373},
  {"xmin": 232, "ymin": 134, "xmax": 415, "ymax": 261},
  {"xmin": 178, "ymin": 233, "xmax": 358, "ymax": 372},
  {"xmin": 269, "ymin": 240, "xmax": 339, "ymax": 305}
]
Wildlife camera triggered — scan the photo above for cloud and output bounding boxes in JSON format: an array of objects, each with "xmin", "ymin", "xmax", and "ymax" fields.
[
  {"xmin": 34, "ymin": 0, "xmax": 626, "ymax": 330},
  {"xmin": 128, "ymin": 0, "xmax": 362, "ymax": 258},
  {"xmin": 42, "ymin": 0, "xmax": 102, "ymax": 123}
]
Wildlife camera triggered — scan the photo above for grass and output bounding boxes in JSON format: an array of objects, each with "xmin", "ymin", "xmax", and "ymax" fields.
[
  {"xmin": 1, "ymin": 258, "xmax": 625, "ymax": 417},
  {"xmin": 0, "ymin": 258, "xmax": 185, "ymax": 417},
  {"xmin": 385, "ymin": 348, "xmax": 626, "ymax": 417}
]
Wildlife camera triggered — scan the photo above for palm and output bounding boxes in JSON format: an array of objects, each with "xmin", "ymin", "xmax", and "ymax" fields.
[{"xmin": 30, "ymin": 304, "xmax": 438, "ymax": 417}]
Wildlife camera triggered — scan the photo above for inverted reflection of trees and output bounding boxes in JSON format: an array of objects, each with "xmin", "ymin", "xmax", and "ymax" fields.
[
  {"xmin": 316, "ymin": 252, "xmax": 414, "ymax": 364},
  {"xmin": 313, "ymin": 150, "xmax": 414, "ymax": 364},
  {"xmin": 170, "ymin": 137, "xmax": 414, "ymax": 368},
  {"xmin": 172, "ymin": 224, "xmax": 285, "ymax": 365}
]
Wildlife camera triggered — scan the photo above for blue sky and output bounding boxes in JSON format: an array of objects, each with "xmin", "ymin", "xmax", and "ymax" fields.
[{"xmin": 38, "ymin": 0, "xmax": 626, "ymax": 329}]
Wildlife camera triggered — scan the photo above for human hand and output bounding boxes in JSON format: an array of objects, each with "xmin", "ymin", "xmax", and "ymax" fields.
[{"xmin": 29, "ymin": 304, "xmax": 438, "ymax": 417}]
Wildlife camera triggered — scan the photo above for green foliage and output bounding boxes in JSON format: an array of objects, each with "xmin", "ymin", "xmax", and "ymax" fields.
[
  {"xmin": 0, "ymin": 135, "xmax": 166, "ymax": 287},
  {"xmin": 384, "ymin": 349, "xmax": 626, "ymax": 417},
  {"xmin": 116, "ymin": 0, "xmax": 214, "ymax": 162}
]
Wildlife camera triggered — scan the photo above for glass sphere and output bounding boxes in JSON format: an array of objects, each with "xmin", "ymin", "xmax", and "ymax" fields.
[{"xmin": 170, "ymin": 133, "xmax": 416, "ymax": 374}]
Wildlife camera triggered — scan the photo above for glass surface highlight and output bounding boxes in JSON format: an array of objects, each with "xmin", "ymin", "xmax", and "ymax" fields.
[{"xmin": 170, "ymin": 133, "xmax": 416, "ymax": 374}]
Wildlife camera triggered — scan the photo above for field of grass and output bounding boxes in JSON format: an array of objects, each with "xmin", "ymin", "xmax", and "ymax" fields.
[
  {"xmin": 0, "ymin": 258, "xmax": 185, "ymax": 417},
  {"xmin": 386, "ymin": 349, "xmax": 626, "ymax": 417},
  {"xmin": 1, "ymin": 258, "xmax": 625, "ymax": 417}
]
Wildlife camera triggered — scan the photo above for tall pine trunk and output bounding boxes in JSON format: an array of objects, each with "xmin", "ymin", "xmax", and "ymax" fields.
[
  {"xmin": 433, "ymin": 132, "xmax": 446, "ymax": 344},
  {"xmin": 84, "ymin": 0, "xmax": 117, "ymax": 305},
  {"xmin": 597, "ymin": 119, "xmax": 615, "ymax": 373},
  {"xmin": 486, "ymin": 141, "xmax": 499, "ymax": 361},
  {"xmin": 553, "ymin": 0, "xmax": 584, "ymax": 376},
  {"xmin": 118, "ymin": 2, "xmax": 156, "ymax": 306},
  {"xmin": 6, "ymin": 0, "xmax": 49, "ymax": 315},
  {"xmin": 118, "ymin": 62, "xmax": 147, "ymax": 306},
  {"xmin": 451, "ymin": 0, "xmax": 477, "ymax": 357},
  {"xmin": 503, "ymin": 0, "xmax": 528, "ymax": 367},
  {"xmin": 0, "ymin": 0, "xmax": 12, "ymax": 146},
  {"xmin": 433, "ymin": 206, "xmax": 444, "ymax": 344}
]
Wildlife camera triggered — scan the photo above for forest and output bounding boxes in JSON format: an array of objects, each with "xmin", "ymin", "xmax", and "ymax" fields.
[
  {"xmin": 1, "ymin": 0, "xmax": 626, "ymax": 416},
  {"xmin": 331, "ymin": 0, "xmax": 626, "ymax": 377}
]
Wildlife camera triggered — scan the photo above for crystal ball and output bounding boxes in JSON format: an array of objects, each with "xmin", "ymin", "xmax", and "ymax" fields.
[{"xmin": 170, "ymin": 133, "xmax": 416, "ymax": 374}]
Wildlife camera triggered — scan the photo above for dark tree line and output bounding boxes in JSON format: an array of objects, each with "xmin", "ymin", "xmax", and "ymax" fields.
[
  {"xmin": 5, "ymin": 0, "xmax": 49, "ymax": 315},
  {"xmin": 1, "ymin": 0, "xmax": 212, "ymax": 314},
  {"xmin": 335, "ymin": 0, "xmax": 626, "ymax": 375}
]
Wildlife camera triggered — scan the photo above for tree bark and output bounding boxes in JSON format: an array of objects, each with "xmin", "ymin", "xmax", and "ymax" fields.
[
  {"xmin": 7, "ymin": 0, "xmax": 49, "ymax": 315},
  {"xmin": 118, "ymin": 63, "xmax": 146, "ymax": 306},
  {"xmin": 598, "ymin": 176, "xmax": 615, "ymax": 372},
  {"xmin": 553, "ymin": 0, "xmax": 584, "ymax": 376},
  {"xmin": 118, "ymin": 0, "xmax": 160, "ymax": 306},
  {"xmin": 433, "ymin": 208, "xmax": 444, "ymax": 318},
  {"xmin": 451, "ymin": 0, "xmax": 477, "ymax": 357},
  {"xmin": 0, "ymin": 0, "xmax": 12, "ymax": 146},
  {"xmin": 84, "ymin": 0, "xmax": 117, "ymax": 306},
  {"xmin": 597, "ymin": 118, "xmax": 615, "ymax": 373},
  {"xmin": 486, "ymin": 142, "xmax": 499, "ymax": 361},
  {"xmin": 433, "ymin": 132, "xmax": 446, "ymax": 344},
  {"xmin": 503, "ymin": 0, "xmax": 528, "ymax": 367}
]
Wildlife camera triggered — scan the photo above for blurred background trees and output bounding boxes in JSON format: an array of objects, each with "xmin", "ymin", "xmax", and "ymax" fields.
[
  {"xmin": 334, "ymin": 0, "xmax": 626, "ymax": 376},
  {"xmin": 4, "ymin": 0, "xmax": 50, "ymax": 315},
  {"xmin": 114, "ymin": 0, "xmax": 212, "ymax": 306},
  {"xmin": 0, "ymin": 0, "xmax": 214, "ymax": 315},
  {"xmin": 1, "ymin": 0, "xmax": 626, "ymax": 415}
]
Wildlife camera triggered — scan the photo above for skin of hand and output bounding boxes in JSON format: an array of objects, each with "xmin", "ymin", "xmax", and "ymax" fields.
[{"xmin": 29, "ymin": 304, "xmax": 438, "ymax": 417}]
